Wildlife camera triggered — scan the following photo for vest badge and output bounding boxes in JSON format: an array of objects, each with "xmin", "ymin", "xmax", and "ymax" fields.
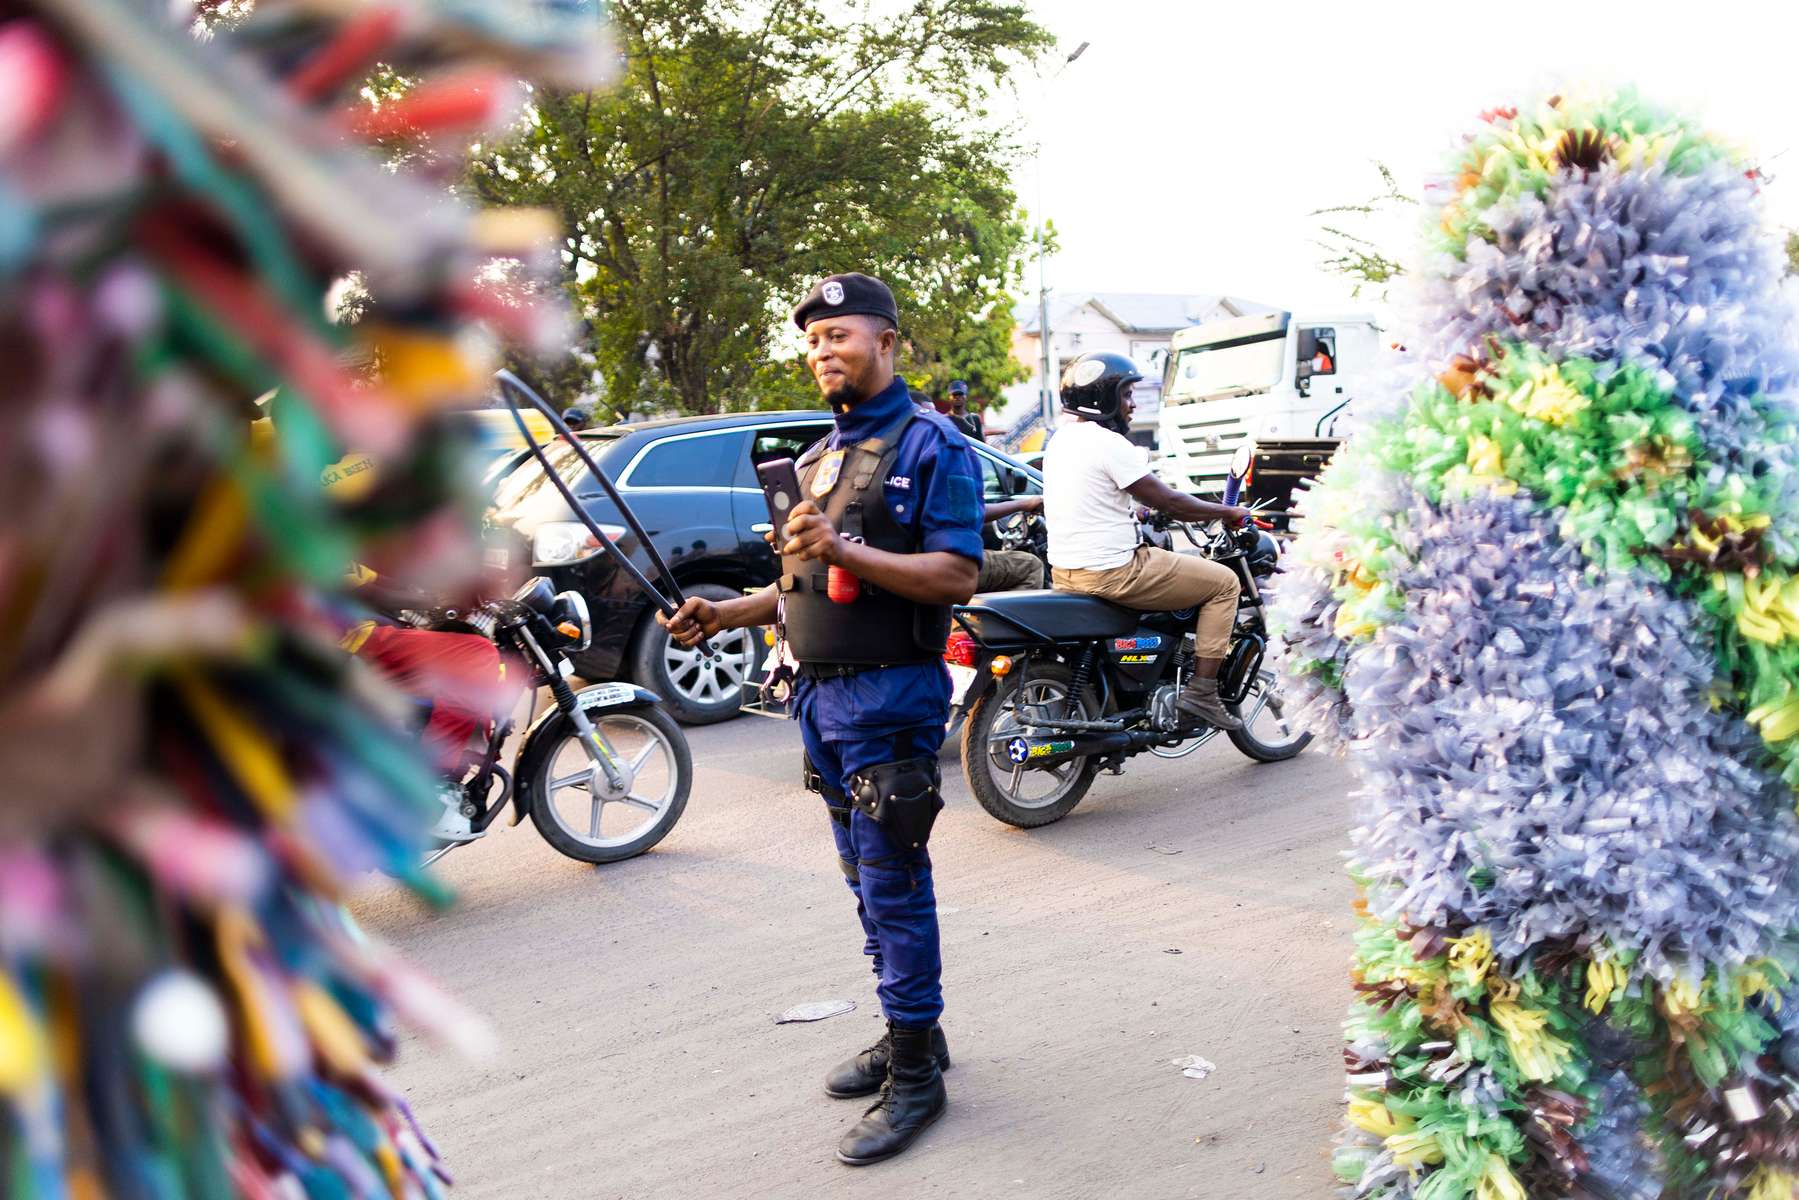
[{"xmin": 810, "ymin": 449, "xmax": 845, "ymax": 498}]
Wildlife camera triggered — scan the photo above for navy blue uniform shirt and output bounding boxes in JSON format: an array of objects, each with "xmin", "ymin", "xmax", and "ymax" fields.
[{"xmin": 796, "ymin": 375, "xmax": 984, "ymax": 741}]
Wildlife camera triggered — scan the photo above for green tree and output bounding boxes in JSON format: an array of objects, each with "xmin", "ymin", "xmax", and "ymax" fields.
[{"xmin": 468, "ymin": 0, "xmax": 1050, "ymax": 415}]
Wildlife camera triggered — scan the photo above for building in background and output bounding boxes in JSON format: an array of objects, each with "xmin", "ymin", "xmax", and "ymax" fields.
[{"xmin": 996, "ymin": 292, "xmax": 1276, "ymax": 449}]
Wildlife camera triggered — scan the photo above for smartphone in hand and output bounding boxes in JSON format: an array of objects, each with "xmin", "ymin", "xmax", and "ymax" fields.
[{"xmin": 755, "ymin": 457, "xmax": 804, "ymax": 534}]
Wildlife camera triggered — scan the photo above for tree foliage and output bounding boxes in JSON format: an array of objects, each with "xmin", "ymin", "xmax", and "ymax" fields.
[
  {"xmin": 1311, "ymin": 162, "xmax": 1416, "ymax": 301},
  {"xmin": 469, "ymin": 0, "xmax": 1051, "ymax": 416}
]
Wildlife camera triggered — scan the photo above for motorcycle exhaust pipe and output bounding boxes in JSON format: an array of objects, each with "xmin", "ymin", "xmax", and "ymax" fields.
[{"xmin": 1000, "ymin": 729, "xmax": 1165, "ymax": 768}]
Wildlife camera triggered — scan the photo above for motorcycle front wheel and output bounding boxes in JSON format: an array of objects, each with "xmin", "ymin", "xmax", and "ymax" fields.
[
  {"xmin": 527, "ymin": 703, "xmax": 692, "ymax": 863},
  {"xmin": 960, "ymin": 662, "xmax": 1099, "ymax": 828},
  {"xmin": 1226, "ymin": 668, "xmax": 1312, "ymax": 763}
]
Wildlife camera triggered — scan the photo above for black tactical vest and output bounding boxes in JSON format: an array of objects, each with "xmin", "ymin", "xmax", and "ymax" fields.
[{"xmin": 779, "ymin": 410, "xmax": 951, "ymax": 666}]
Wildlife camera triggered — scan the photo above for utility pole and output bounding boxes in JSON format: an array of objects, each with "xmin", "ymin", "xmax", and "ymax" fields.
[{"xmin": 1034, "ymin": 40, "xmax": 1088, "ymax": 432}]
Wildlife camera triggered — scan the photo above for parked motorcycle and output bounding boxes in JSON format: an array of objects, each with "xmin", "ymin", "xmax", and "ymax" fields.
[
  {"xmin": 947, "ymin": 449, "xmax": 1309, "ymax": 827},
  {"xmin": 406, "ymin": 576, "xmax": 692, "ymax": 865}
]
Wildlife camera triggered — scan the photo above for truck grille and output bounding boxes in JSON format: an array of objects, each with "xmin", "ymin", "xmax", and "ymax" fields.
[{"xmin": 1157, "ymin": 408, "xmax": 1251, "ymax": 493}]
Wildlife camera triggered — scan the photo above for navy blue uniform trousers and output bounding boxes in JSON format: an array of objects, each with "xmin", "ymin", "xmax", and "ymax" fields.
[{"xmin": 795, "ymin": 687, "xmax": 945, "ymax": 1030}]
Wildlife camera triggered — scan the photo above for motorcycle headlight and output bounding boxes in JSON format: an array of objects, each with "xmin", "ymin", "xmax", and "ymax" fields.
[
  {"xmin": 553, "ymin": 589, "xmax": 592, "ymax": 652},
  {"xmin": 532, "ymin": 521, "xmax": 623, "ymax": 566}
]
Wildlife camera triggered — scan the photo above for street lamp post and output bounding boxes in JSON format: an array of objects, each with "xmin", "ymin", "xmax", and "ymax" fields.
[{"xmin": 1035, "ymin": 40, "xmax": 1088, "ymax": 432}]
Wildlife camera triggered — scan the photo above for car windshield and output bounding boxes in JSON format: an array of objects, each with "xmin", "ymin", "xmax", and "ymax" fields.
[
  {"xmin": 491, "ymin": 434, "xmax": 620, "ymax": 508},
  {"xmin": 1166, "ymin": 333, "xmax": 1286, "ymax": 401}
]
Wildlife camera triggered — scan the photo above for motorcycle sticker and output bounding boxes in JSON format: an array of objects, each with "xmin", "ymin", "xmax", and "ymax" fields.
[
  {"xmin": 1119, "ymin": 654, "xmax": 1153, "ymax": 664},
  {"xmin": 1112, "ymin": 636, "xmax": 1163, "ymax": 652},
  {"xmin": 576, "ymin": 682, "xmax": 638, "ymax": 708},
  {"xmin": 1008, "ymin": 737, "xmax": 1073, "ymax": 763}
]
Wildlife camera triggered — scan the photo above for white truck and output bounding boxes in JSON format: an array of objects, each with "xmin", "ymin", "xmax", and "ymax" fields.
[{"xmin": 1154, "ymin": 310, "xmax": 1383, "ymax": 519}]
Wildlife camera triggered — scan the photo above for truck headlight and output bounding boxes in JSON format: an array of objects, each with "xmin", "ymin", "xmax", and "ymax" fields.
[{"xmin": 533, "ymin": 521, "xmax": 623, "ymax": 566}]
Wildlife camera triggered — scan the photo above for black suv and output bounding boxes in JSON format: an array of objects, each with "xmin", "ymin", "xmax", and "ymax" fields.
[{"xmin": 485, "ymin": 410, "xmax": 1043, "ymax": 723}]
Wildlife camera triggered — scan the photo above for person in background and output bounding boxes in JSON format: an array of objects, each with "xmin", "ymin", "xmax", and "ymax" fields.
[
  {"xmin": 660, "ymin": 272, "xmax": 977, "ymax": 1166},
  {"xmin": 562, "ymin": 405, "xmax": 592, "ymax": 430},
  {"xmin": 945, "ymin": 379, "xmax": 983, "ymax": 442}
]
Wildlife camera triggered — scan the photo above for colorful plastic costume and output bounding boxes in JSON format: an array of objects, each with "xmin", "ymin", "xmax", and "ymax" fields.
[
  {"xmin": 0, "ymin": 0, "xmax": 607, "ymax": 1194},
  {"xmin": 1274, "ymin": 92, "xmax": 1799, "ymax": 1197}
]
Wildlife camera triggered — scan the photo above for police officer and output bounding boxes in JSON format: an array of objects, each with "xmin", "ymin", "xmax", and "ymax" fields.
[{"xmin": 659, "ymin": 272, "xmax": 982, "ymax": 1166}]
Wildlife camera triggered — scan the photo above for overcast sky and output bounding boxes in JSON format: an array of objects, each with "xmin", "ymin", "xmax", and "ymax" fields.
[{"xmin": 1001, "ymin": 0, "xmax": 1799, "ymax": 319}]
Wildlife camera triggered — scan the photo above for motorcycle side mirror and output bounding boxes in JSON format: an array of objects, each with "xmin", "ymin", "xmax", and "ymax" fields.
[{"xmin": 1228, "ymin": 444, "xmax": 1253, "ymax": 481}]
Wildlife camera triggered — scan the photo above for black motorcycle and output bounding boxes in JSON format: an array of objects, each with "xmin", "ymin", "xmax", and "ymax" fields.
[
  {"xmin": 404, "ymin": 576, "xmax": 692, "ymax": 865},
  {"xmin": 946, "ymin": 455, "xmax": 1310, "ymax": 827}
]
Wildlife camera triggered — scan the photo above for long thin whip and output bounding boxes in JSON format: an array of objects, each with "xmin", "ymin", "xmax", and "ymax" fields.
[{"xmin": 494, "ymin": 370, "xmax": 712, "ymax": 655}]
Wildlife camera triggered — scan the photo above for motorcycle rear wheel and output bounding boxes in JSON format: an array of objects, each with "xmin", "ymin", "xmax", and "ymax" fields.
[{"xmin": 960, "ymin": 662, "xmax": 1099, "ymax": 828}]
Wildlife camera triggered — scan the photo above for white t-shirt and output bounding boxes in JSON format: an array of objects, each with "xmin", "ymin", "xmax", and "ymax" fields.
[{"xmin": 1043, "ymin": 419, "xmax": 1150, "ymax": 570}]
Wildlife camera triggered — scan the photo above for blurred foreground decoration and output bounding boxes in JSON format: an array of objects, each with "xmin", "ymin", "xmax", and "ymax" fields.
[
  {"xmin": 1274, "ymin": 93, "xmax": 1799, "ymax": 1197},
  {"xmin": 0, "ymin": 0, "xmax": 610, "ymax": 1193}
]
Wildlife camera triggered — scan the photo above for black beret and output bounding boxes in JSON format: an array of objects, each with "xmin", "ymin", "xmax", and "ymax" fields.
[{"xmin": 792, "ymin": 272, "xmax": 899, "ymax": 332}]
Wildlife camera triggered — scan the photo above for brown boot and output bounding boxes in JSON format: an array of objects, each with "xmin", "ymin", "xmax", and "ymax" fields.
[{"xmin": 1175, "ymin": 676, "xmax": 1243, "ymax": 731}]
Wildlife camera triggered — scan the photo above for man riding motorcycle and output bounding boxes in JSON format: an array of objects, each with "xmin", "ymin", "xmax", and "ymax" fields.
[
  {"xmin": 1042, "ymin": 351, "xmax": 1251, "ymax": 730},
  {"xmin": 342, "ymin": 611, "xmax": 514, "ymax": 773},
  {"xmin": 977, "ymin": 494, "xmax": 1046, "ymax": 592}
]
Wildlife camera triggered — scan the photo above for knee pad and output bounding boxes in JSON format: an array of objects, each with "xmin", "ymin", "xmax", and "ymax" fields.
[{"xmin": 847, "ymin": 756, "xmax": 944, "ymax": 852}]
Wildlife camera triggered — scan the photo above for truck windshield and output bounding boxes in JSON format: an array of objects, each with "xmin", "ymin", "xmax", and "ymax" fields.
[{"xmin": 1165, "ymin": 333, "xmax": 1286, "ymax": 401}]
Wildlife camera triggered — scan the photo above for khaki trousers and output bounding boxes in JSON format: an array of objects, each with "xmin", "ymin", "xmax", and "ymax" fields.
[
  {"xmin": 1053, "ymin": 546, "xmax": 1240, "ymax": 657},
  {"xmin": 977, "ymin": 549, "xmax": 1046, "ymax": 593}
]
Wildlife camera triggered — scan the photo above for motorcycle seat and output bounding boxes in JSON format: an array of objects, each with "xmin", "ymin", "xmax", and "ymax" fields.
[{"xmin": 957, "ymin": 589, "xmax": 1139, "ymax": 641}]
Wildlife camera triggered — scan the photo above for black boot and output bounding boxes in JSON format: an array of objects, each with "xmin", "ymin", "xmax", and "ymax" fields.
[
  {"xmin": 824, "ymin": 1024, "xmax": 951, "ymax": 1099},
  {"xmin": 836, "ymin": 1023, "xmax": 948, "ymax": 1165}
]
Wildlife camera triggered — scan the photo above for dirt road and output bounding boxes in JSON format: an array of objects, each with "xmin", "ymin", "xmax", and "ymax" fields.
[{"xmin": 354, "ymin": 712, "xmax": 1357, "ymax": 1199}]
